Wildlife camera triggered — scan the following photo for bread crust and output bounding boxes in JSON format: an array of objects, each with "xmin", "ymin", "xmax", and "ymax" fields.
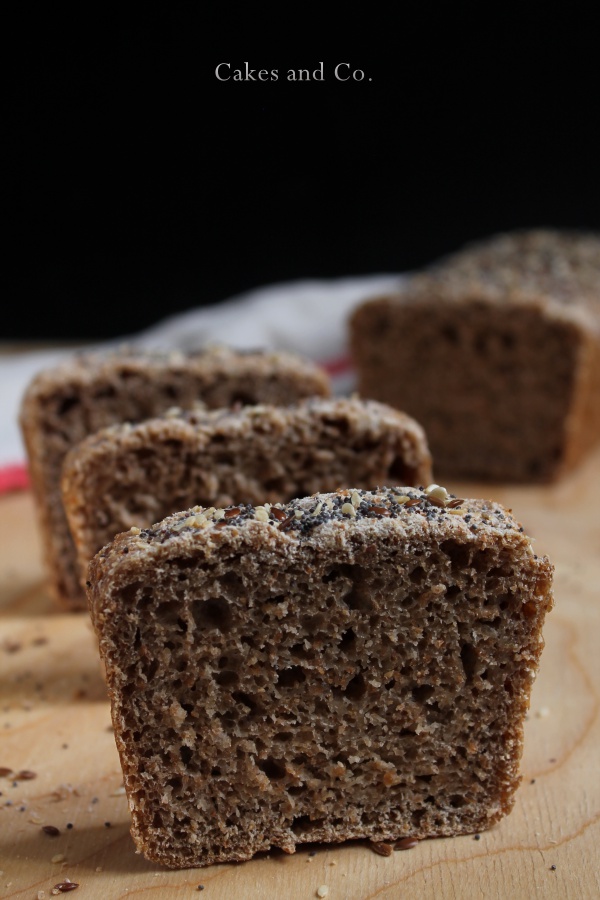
[
  {"xmin": 62, "ymin": 397, "xmax": 432, "ymax": 591},
  {"xmin": 89, "ymin": 485, "xmax": 553, "ymax": 868},
  {"xmin": 19, "ymin": 347, "xmax": 330, "ymax": 609},
  {"xmin": 349, "ymin": 230, "xmax": 600, "ymax": 481}
]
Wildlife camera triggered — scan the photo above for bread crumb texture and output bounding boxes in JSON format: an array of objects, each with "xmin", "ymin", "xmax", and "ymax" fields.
[
  {"xmin": 62, "ymin": 396, "xmax": 431, "ymax": 588},
  {"xmin": 88, "ymin": 485, "xmax": 553, "ymax": 868},
  {"xmin": 349, "ymin": 229, "xmax": 600, "ymax": 481},
  {"xmin": 19, "ymin": 345, "xmax": 330, "ymax": 609}
]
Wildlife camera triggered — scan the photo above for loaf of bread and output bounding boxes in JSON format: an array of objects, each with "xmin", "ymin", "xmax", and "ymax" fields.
[
  {"xmin": 63, "ymin": 397, "xmax": 432, "ymax": 591},
  {"xmin": 350, "ymin": 229, "xmax": 600, "ymax": 481},
  {"xmin": 88, "ymin": 484, "xmax": 553, "ymax": 868},
  {"xmin": 19, "ymin": 347, "xmax": 330, "ymax": 610}
]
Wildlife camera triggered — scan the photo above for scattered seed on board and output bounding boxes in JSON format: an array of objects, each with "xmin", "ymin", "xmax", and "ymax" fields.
[
  {"xmin": 394, "ymin": 837, "xmax": 420, "ymax": 850},
  {"xmin": 42, "ymin": 825, "xmax": 60, "ymax": 837},
  {"xmin": 317, "ymin": 887, "xmax": 329, "ymax": 898},
  {"xmin": 370, "ymin": 841, "xmax": 394, "ymax": 856}
]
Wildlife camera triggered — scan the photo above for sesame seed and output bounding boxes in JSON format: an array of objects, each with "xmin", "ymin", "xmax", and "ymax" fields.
[
  {"xmin": 341, "ymin": 503, "xmax": 356, "ymax": 517},
  {"xmin": 351, "ymin": 490, "xmax": 361, "ymax": 508},
  {"xmin": 425, "ymin": 484, "xmax": 449, "ymax": 501},
  {"xmin": 317, "ymin": 886, "xmax": 329, "ymax": 898},
  {"xmin": 254, "ymin": 507, "xmax": 269, "ymax": 522}
]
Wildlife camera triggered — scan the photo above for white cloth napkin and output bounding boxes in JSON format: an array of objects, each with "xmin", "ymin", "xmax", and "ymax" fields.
[{"xmin": 0, "ymin": 274, "xmax": 404, "ymax": 470}]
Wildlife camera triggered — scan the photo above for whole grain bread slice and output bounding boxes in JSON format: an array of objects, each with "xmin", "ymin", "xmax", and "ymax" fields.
[
  {"xmin": 349, "ymin": 229, "xmax": 600, "ymax": 481},
  {"xmin": 19, "ymin": 346, "xmax": 330, "ymax": 610},
  {"xmin": 62, "ymin": 397, "xmax": 432, "ymax": 591},
  {"xmin": 88, "ymin": 484, "xmax": 553, "ymax": 868}
]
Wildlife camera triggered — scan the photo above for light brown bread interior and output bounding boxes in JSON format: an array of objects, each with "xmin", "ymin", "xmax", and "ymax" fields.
[
  {"xmin": 62, "ymin": 397, "xmax": 432, "ymax": 591},
  {"xmin": 350, "ymin": 230, "xmax": 600, "ymax": 481},
  {"xmin": 89, "ymin": 485, "xmax": 553, "ymax": 868},
  {"xmin": 19, "ymin": 347, "xmax": 330, "ymax": 609}
]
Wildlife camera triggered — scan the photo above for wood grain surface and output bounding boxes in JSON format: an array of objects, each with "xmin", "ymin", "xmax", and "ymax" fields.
[{"xmin": 1, "ymin": 452, "xmax": 599, "ymax": 899}]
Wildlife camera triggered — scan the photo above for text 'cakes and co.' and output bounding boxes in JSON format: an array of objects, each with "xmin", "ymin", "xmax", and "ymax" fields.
[{"xmin": 215, "ymin": 63, "xmax": 371, "ymax": 82}]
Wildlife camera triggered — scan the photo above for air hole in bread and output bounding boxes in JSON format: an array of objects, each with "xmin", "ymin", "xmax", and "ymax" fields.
[
  {"xmin": 192, "ymin": 597, "xmax": 233, "ymax": 632},
  {"xmin": 258, "ymin": 758, "xmax": 287, "ymax": 780},
  {"xmin": 277, "ymin": 667, "xmax": 306, "ymax": 688},
  {"xmin": 460, "ymin": 644, "xmax": 478, "ymax": 681}
]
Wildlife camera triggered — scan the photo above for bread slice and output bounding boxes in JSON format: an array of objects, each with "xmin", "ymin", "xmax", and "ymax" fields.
[
  {"xmin": 19, "ymin": 347, "xmax": 330, "ymax": 610},
  {"xmin": 88, "ymin": 484, "xmax": 553, "ymax": 868},
  {"xmin": 62, "ymin": 397, "xmax": 432, "ymax": 592},
  {"xmin": 349, "ymin": 229, "xmax": 600, "ymax": 481}
]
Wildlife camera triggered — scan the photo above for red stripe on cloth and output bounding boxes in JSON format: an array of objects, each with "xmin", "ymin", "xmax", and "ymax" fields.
[
  {"xmin": 321, "ymin": 355, "xmax": 354, "ymax": 377},
  {"xmin": 0, "ymin": 464, "xmax": 30, "ymax": 494}
]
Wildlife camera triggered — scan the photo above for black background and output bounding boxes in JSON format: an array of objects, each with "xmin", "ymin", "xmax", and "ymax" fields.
[{"xmin": 5, "ymin": 10, "xmax": 599, "ymax": 339}]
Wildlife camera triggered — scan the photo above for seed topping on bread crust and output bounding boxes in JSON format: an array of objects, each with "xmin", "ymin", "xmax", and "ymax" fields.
[{"xmin": 131, "ymin": 485, "xmax": 516, "ymax": 548}]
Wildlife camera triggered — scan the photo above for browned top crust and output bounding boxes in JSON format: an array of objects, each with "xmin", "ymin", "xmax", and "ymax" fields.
[
  {"xmin": 362, "ymin": 230, "xmax": 600, "ymax": 332},
  {"xmin": 87, "ymin": 483, "xmax": 553, "ymax": 867},
  {"xmin": 62, "ymin": 397, "xmax": 432, "ymax": 584},
  {"xmin": 20, "ymin": 344, "xmax": 331, "ymax": 405},
  {"xmin": 19, "ymin": 344, "xmax": 330, "ymax": 608},
  {"xmin": 89, "ymin": 484, "xmax": 547, "ymax": 610}
]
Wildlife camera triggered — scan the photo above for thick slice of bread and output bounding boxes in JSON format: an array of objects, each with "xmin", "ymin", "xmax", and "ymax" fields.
[
  {"xmin": 62, "ymin": 397, "xmax": 432, "ymax": 591},
  {"xmin": 19, "ymin": 346, "xmax": 330, "ymax": 609},
  {"xmin": 88, "ymin": 485, "xmax": 553, "ymax": 868},
  {"xmin": 350, "ymin": 230, "xmax": 600, "ymax": 481}
]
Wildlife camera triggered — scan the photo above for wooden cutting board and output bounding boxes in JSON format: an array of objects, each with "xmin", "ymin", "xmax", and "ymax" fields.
[{"xmin": 1, "ymin": 455, "xmax": 599, "ymax": 899}]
